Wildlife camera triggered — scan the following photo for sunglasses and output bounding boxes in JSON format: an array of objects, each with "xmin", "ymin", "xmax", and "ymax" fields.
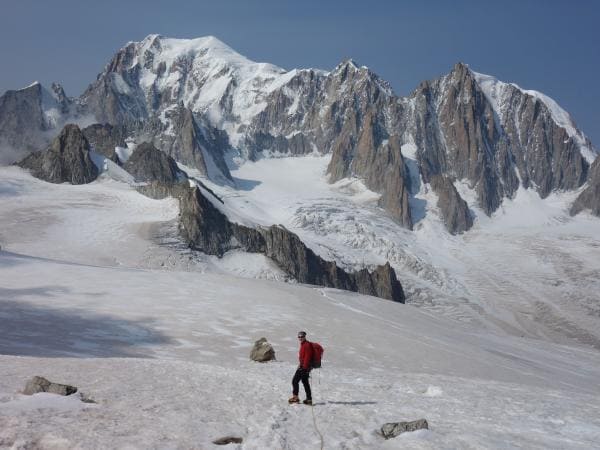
[{"xmin": 298, "ymin": 336, "xmax": 305, "ymax": 339}]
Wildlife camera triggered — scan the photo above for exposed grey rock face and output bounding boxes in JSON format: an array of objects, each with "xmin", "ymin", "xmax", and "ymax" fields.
[
  {"xmin": 17, "ymin": 124, "xmax": 98, "ymax": 184},
  {"xmin": 250, "ymin": 337, "xmax": 276, "ymax": 362},
  {"xmin": 82, "ymin": 123, "xmax": 127, "ymax": 162},
  {"xmin": 353, "ymin": 262, "xmax": 405, "ymax": 303},
  {"xmin": 0, "ymin": 83, "xmax": 48, "ymax": 163},
  {"xmin": 79, "ymin": 41, "xmax": 148, "ymax": 126},
  {"xmin": 123, "ymin": 141, "xmax": 184, "ymax": 183},
  {"xmin": 245, "ymin": 60, "xmax": 597, "ymax": 231},
  {"xmin": 381, "ymin": 419, "xmax": 429, "ymax": 439},
  {"xmin": 409, "ymin": 63, "xmax": 514, "ymax": 217},
  {"xmin": 137, "ymin": 182, "xmax": 405, "ymax": 302},
  {"xmin": 245, "ymin": 60, "xmax": 413, "ymax": 228},
  {"xmin": 50, "ymin": 83, "xmax": 71, "ymax": 115},
  {"xmin": 407, "ymin": 63, "xmax": 593, "ymax": 220},
  {"xmin": 571, "ymin": 158, "xmax": 600, "ymax": 216},
  {"xmin": 429, "ymin": 175, "xmax": 473, "ymax": 234},
  {"xmin": 23, "ymin": 376, "xmax": 78, "ymax": 396},
  {"xmin": 260, "ymin": 225, "xmax": 405, "ymax": 302},
  {"xmin": 0, "ymin": 82, "xmax": 75, "ymax": 164},
  {"xmin": 142, "ymin": 104, "xmax": 232, "ymax": 181}
]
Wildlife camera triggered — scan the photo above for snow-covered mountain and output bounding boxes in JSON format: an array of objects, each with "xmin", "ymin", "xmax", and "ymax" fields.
[{"xmin": 2, "ymin": 34, "xmax": 598, "ymax": 232}]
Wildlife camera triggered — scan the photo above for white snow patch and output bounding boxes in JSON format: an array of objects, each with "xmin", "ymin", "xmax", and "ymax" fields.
[
  {"xmin": 115, "ymin": 145, "xmax": 134, "ymax": 163},
  {"xmin": 0, "ymin": 393, "xmax": 93, "ymax": 414},
  {"xmin": 423, "ymin": 385, "xmax": 443, "ymax": 397},
  {"xmin": 401, "ymin": 142, "xmax": 418, "ymax": 159}
]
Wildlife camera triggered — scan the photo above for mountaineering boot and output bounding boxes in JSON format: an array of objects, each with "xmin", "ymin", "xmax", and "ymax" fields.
[
  {"xmin": 288, "ymin": 395, "xmax": 299, "ymax": 404},
  {"xmin": 303, "ymin": 399, "xmax": 313, "ymax": 405}
]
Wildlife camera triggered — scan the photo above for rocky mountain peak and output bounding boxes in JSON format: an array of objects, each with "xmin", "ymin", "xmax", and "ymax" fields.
[
  {"xmin": 2, "ymin": 37, "xmax": 599, "ymax": 235},
  {"xmin": 332, "ymin": 58, "xmax": 360, "ymax": 75},
  {"xmin": 17, "ymin": 123, "xmax": 98, "ymax": 184},
  {"xmin": 331, "ymin": 58, "xmax": 394, "ymax": 97},
  {"xmin": 450, "ymin": 61, "xmax": 471, "ymax": 76}
]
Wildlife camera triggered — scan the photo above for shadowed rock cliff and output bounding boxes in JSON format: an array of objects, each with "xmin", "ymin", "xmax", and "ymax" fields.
[{"xmin": 429, "ymin": 175, "xmax": 473, "ymax": 234}]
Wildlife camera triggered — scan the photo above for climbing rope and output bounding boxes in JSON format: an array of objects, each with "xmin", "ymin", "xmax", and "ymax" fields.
[
  {"xmin": 310, "ymin": 372, "xmax": 325, "ymax": 450},
  {"xmin": 310, "ymin": 397, "xmax": 325, "ymax": 450}
]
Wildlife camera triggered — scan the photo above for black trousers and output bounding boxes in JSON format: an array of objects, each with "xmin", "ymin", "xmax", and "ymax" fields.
[{"xmin": 292, "ymin": 368, "xmax": 312, "ymax": 400}]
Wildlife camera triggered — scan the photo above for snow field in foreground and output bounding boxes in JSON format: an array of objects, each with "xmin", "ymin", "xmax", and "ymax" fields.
[
  {"xmin": 2, "ymin": 357, "xmax": 599, "ymax": 450},
  {"xmin": 1, "ymin": 252, "xmax": 599, "ymax": 449}
]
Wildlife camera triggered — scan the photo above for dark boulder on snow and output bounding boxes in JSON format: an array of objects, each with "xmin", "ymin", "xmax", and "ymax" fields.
[
  {"xmin": 23, "ymin": 376, "xmax": 78, "ymax": 396},
  {"xmin": 381, "ymin": 419, "xmax": 429, "ymax": 439},
  {"xmin": 213, "ymin": 436, "xmax": 243, "ymax": 445},
  {"xmin": 250, "ymin": 337, "xmax": 276, "ymax": 362},
  {"xmin": 17, "ymin": 124, "xmax": 98, "ymax": 184},
  {"xmin": 123, "ymin": 141, "xmax": 185, "ymax": 183}
]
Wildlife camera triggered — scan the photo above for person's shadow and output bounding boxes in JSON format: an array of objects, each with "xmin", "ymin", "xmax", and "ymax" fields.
[
  {"xmin": 327, "ymin": 401, "xmax": 377, "ymax": 405},
  {"xmin": 309, "ymin": 401, "xmax": 378, "ymax": 406}
]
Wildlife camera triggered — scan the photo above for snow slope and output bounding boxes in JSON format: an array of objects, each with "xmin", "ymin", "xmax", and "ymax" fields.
[
  {"xmin": 1, "ymin": 165, "xmax": 600, "ymax": 448},
  {"xmin": 189, "ymin": 155, "xmax": 600, "ymax": 351}
]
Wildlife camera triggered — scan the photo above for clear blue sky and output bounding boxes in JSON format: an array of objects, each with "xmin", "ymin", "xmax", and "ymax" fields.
[{"xmin": 1, "ymin": 0, "xmax": 598, "ymax": 144}]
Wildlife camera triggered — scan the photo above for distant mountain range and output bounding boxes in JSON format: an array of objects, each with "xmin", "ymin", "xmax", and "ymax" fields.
[{"xmin": 1, "ymin": 34, "xmax": 598, "ymax": 232}]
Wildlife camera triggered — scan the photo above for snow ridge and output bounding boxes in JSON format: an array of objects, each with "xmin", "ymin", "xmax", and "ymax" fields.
[{"xmin": 117, "ymin": 35, "xmax": 298, "ymax": 145}]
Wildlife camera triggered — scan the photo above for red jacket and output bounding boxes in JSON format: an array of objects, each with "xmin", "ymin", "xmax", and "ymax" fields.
[{"xmin": 299, "ymin": 340, "xmax": 314, "ymax": 370}]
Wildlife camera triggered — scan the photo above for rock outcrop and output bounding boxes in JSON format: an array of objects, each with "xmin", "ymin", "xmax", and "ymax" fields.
[
  {"xmin": 429, "ymin": 175, "xmax": 473, "ymax": 234},
  {"xmin": 137, "ymin": 181, "xmax": 405, "ymax": 302},
  {"xmin": 146, "ymin": 104, "xmax": 232, "ymax": 181},
  {"xmin": 23, "ymin": 376, "xmax": 78, "ymax": 396},
  {"xmin": 249, "ymin": 337, "xmax": 276, "ymax": 362},
  {"xmin": 381, "ymin": 419, "xmax": 429, "ymax": 439},
  {"xmin": 123, "ymin": 141, "xmax": 184, "ymax": 183},
  {"xmin": 571, "ymin": 158, "xmax": 600, "ymax": 217},
  {"xmin": 17, "ymin": 124, "xmax": 98, "ymax": 184}
]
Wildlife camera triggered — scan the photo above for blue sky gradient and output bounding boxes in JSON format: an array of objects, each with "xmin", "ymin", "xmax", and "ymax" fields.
[{"xmin": 1, "ymin": 0, "xmax": 598, "ymax": 143}]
